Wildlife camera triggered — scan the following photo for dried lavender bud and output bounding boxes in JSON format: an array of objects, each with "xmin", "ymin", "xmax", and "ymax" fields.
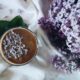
[{"xmin": 2, "ymin": 30, "xmax": 28, "ymax": 59}]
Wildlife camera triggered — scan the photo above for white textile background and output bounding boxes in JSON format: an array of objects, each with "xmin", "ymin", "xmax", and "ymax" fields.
[{"xmin": 0, "ymin": 0, "xmax": 80, "ymax": 80}]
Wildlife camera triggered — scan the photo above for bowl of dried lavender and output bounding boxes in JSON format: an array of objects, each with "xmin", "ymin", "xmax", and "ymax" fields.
[{"xmin": 0, "ymin": 27, "xmax": 37, "ymax": 65}]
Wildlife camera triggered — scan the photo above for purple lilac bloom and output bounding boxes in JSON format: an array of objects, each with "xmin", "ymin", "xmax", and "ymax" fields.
[{"xmin": 39, "ymin": 0, "xmax": 80, "ymax": 72}]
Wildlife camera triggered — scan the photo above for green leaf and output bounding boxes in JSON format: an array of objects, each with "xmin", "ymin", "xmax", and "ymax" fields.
[
  {"xmin": 0, "ymin": 21, "xmax": 10, "ymax": 37},
  {"xmin": 9, "ymin": 16, "xmax": 28, "ymax": 28},
  {"xmin": 0, "ymin": 16, "xmax": 28, "ymax": 37}
]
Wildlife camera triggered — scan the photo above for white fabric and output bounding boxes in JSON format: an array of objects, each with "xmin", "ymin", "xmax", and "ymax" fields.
[{"xmin": 0, "ymin": 0, "xmax": 80, "ymax": 80}]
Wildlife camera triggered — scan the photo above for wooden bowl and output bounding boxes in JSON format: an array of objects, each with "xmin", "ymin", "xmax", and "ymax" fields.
[{"xmin": 0, "ymin": 27, "xmax": 37, "ymax": 65}]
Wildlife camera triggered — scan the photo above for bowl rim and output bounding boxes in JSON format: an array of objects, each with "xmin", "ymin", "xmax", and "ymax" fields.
[{"xmin": 0, "ymin": 27, "xmax": 38, "ymax": 66}]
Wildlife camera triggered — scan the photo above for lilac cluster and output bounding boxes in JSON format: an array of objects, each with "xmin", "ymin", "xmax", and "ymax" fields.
[
  {"xmin": 39, "ymin": 0, "xmax": 80, "ymax": 72},
  {"xmin": 3, "ymin": 30, "xmax": 28, "ymax": 59},
  {"xmin": 50, "ymin": 55, "xmax": 77, "ymax": 72}
]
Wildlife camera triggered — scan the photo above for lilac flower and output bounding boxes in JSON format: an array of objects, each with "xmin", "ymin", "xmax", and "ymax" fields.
[{"xmin": 39, "ymin": 0, "xmax": 80, "ymax": 72}]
